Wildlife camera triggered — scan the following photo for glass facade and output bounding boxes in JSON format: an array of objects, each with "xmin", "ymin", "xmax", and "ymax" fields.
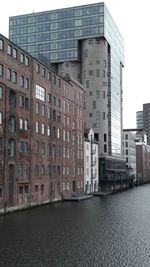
[
  {"xmin": 136, "ymin": 111, "xmax": 143, "ymax": 129},
  {"xmin": 9, "ymin": 3, "xmax": 124, "ymax": 157},
  {"xmin": 104, "ymin": 5, "xmax": 124, "ymax": 156},
  {"xmin": 9, "ymin": 3, "xmax": 104, "ymax": 63}
]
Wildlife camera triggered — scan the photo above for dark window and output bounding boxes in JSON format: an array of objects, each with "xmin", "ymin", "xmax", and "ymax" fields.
[
  {"xmin": 19, "ymin": 186, "xmax": 23, "ymax": 194},
  {"xmin": 104, "ymin": 144, "xmax": 107, "ymax": 153},
  {"xmin": 0, "ymin": 64, "xmax": 3, "ymax": 77},
  {"xmin": 9, "ymin": 90, "xmax": 16, "ymax": 106}
]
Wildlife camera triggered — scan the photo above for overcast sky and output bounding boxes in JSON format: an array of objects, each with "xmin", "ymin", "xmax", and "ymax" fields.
[{"xmin": 0, "ymin": 0, "xmax": 150, "ymax": 129}]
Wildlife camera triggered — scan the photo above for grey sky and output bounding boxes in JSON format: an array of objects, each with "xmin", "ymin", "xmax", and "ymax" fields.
[{"xmin": 0, "ymin": 0, "xmax": 150, "ymax": 128}]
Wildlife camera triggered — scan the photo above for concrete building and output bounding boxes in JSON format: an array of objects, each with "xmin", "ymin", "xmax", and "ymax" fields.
[
  {"xmin": 0, "ymin": 34, "xmax": 84, "ymax": 211},
  {"xmin": 9, "ymin": 2, "xmax": 124, "ymax": 161},
  {"xmin": 84, "ymin": 128, "xmax": 99, "ymax": 194},
  {"xmin": 123, "ymin": 130, "xmax": 136, "ymax": 179}
]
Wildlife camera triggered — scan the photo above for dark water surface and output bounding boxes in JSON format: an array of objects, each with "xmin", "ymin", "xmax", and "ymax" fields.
[{"xmin": 1, "ymin": 185, "xmax": 150, "ymax": 267}]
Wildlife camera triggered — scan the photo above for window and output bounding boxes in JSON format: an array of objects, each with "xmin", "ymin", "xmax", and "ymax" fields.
[
  {"xmin": 53, "ymin": 75, "xmax": 56, "ymax": 85},
  {"xmin": 20, "ymin": 118, "xmax": 24, "ymax": 129},
  {"xmin": 7, "ymin": 45, "xmax": 12, "ymax": 56},
  {"xmin": 0, "ymin": 39, "xmax": 4, "ymax": 50},
  {"xmin": 41, "ymin": 123, "xmax": 45, "ymax": 134},
  {"xmin": 41, "ymin": 143, "xmax": 45, "ymax": 155},
  {"xmin": 0, "ymin": 112, "xmax": 2, "ymax": 124},
  {"xmin": 36, "ymin": 84, "xmax": 45, "ymax": 102},
  {"xmin": 96, "ymin": 69, "xmax": 100, "ymax": 77},
  {"xmin": 48, "ymin": 108, "xmax": 51, "ymax": 118},
  {"xmin": 47, "ymin": 94, "xmax": 51, "ymax": 103},
  {"xmin": 24, "ymin": 119, "xmax": 28, "ymax": 130},
  {"xmin": 12, "ymin": 48, "xmax": 17, "ymax": 59},
  {"xmin": 102, "ymin": 70, "xmax": 105, "ymax": 78},
  {"xmin": 48, "ymin": 72, "xmax": 51, "ymax": 80},
  {"xmin": 20, "ymin": 53, "xmax": 24, "ymax": 63},
  {"xmin": 104, "ymin": 144, "xmax": 107, "ymax": 153},
  {"xmin": 9, "ymin": 116, "xmax": 15, "ymax": 132},
  {"xmin": 104, "ymin": 134, "xmax": 107, "ymax": 142},
  {"xmin": 24, "ymin": 78, "xmax": 29, "ymax": 89},
  {"xmin": 24, "ymin": 142, "xmax": 28, "ymax": 153},
  {"xmin": 35, "ymin": 185, "xmax": 38, "ymax": 192},
  {"xmin": 42, "ymin": 105, "xmax": 45, "ymax": 116},
  {"xmin": 0, "ymin": 64, "xmax": 3, "ymax": 77},
  {"xmin": 41, "ymin": 184, "xmax": 44, "ymax": 192},
  {"xmin": 36, "ymin": 102, "xmax": 39, "ymax": 114},
  {"xmin": 7, "ymin": 68, "xmax": 11, "ymax": 81},
  {"xmin": 25, "ymin": 56, "xmax": 29, "ymax": 66},
  {"xmin": 19, "ymin": 186, "xmax": 23, "ymax": 194},
  {"xmin": 86, "ymin": 80, "xmax": 89, "ymax": 88},
  {"xmin": 89, "ymin": 70, "xmax": 93, "ymax": 76},
  {"xmin": 42, "ymin": 68, "xmax": 45, "ymax": 77},
  {"xmin": 47, "ymin": 125, "xmax": 51, "ymax": 136},
  {"xmin": 20, "ymin": 75, "xmax": 24, "ymax": 87},
  {"xmin": 48, "ymin": 144, "xmax": 51, "ymax": 156},
  {"xmin": 12, "ymin": 71, "xmax": 17, "ymax": 83},
  {"xmin": 57, "ymin": 129, "xmax": 60, "ymax": 139},
  {"xmin": 20, "ymin": 95, "xmax": 24, "ymax": 107},
  {"xmin": 36, "ymin": 121, "xmax": 39, "ymax": 133},
  {"xmin": 20, "ymin": 142, "xmax": 24, "ymax": 152},
  {"xmin": 25, "ymin": 98, "xmax": 29, "ymax": 110},
  {"xmin": 36, "ymin": 142, "xmax": 39, "ymax": 154},
  {"xmin": 9, "ymin": 90, "xmax": 16, "ymax": 106},
  {"xmin": 25, "ymin": 186, "xmax": 29, "ymax": 193},
  {"xmin": 0, "ymin": 86, "xmax": 3, "ymax": 99},
  {"xmin": 88, "ymin": 39, "xmax": 93, "ymax": 44},
  {"xmin": 36, "ymin": 63, "xmax": 40, "ymax": 73},
  {"xmin": 103, "ymin": 112, "xmax": 106, "ymax": 120},
  {"xmin": 41, "ymin": 166, "xmax": 45, "ymax": 175},
  {"xmin": 93, "ymin": 101, "xmax": 96, "ymax": 109},
  {"xmin": 96, "ymin": 111, "xmax": 100, "ymax": 120},
  {"xmin": 96, "ymin": 90, "xmax": 100, "ymax": 98},
  {"xmin": 8, "ymin": 139, "xmax": 15, "ymax": 157},
  {"xmin": 75, "ymin": 19, "xmax": 82, "ymax": 27}
]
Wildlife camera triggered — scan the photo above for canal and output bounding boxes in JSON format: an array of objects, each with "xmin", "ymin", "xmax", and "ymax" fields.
[{"xmin": 1, "ymin": 185, "xmax": 150, "ymax": 267}]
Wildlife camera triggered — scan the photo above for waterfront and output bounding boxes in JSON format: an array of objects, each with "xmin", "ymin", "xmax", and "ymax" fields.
[{"xmin": 1, "ymin": 185, "xmax": 150, "ymax": 266}]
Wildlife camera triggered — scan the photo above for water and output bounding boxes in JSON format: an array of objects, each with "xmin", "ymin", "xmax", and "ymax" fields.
[{"xmin": 1, "ymin": 185, "xmax": 150, "ymax": 267}]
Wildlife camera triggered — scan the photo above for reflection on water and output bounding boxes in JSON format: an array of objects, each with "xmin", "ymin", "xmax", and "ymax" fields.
[{"xmin": 1, "ymin": 185, "xmax": 150, "ymax": 266}]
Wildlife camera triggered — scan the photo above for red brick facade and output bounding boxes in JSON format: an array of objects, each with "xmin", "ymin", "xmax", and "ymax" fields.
[
  {"xmin": 136, "ymin": 143, "xmax": 150, "ymax": 183},
  {"xmin": 0, "ymin": 34, "xmax": 84, "ymax": 210}
]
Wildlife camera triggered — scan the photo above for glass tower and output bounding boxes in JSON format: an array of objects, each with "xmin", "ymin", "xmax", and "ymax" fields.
[{"xmin": 9, "ymin": 2, "xmax": 124, "ymax": 157}]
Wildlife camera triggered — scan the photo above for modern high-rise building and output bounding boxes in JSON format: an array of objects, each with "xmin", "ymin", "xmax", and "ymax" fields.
[
  {"xmin": 136, "ymin": 111, "xmax": 143, "ymax": 129},
  {"xmin": 136, "ymin": 104, "xmax": 150, "ymax": 145},
  {"xmin": 9, "ymin": 3, "xmax": 124, "ymax": 159}
]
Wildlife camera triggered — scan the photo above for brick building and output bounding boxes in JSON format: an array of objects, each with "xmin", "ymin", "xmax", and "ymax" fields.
[
  {"xmin": 0, "ymin": 34, "xmax": 84, "ymax": 211},
  {"xmin": 136, "ymin": 142, "xmax": 150, "ymax": 184}
]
